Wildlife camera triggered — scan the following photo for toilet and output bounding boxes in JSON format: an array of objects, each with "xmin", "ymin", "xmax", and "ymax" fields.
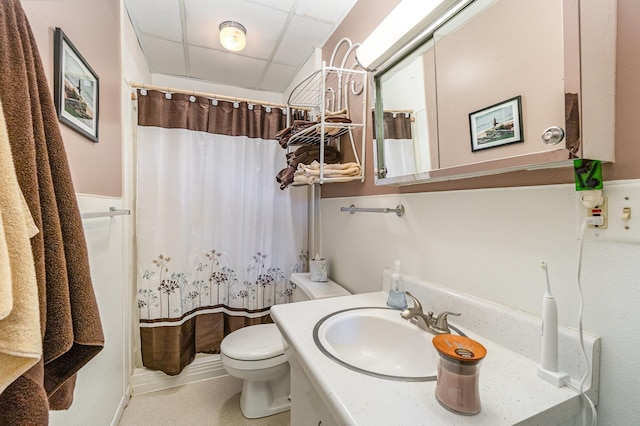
[{"xmin": 220, "ymin": 272, "xmax": 350, "ymax": 419}]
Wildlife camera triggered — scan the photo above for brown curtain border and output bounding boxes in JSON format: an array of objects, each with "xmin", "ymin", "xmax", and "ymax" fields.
[
  {"xmin": 372, "ymin": 111, "xmax": 413, "ymax": 140},
  {"xmin": 137, "ymin": 89, "xmax": 293, "ymax": 140},
  {"xmin": 140, "ymin": 312, "xmax": 273, "ymax": 376},
  {"xmin": 139, "ymin": 304, "xmax": 271, "ymax": 325}
]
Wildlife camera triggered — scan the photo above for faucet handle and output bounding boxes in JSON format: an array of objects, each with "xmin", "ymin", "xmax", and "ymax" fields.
[
  {"xmin": 433, "ymin": 311, "xmax": 461, "ymax": 333},
  {"xmin": 404, "ymin": 291, "xmax": 423, "ymax": 313}
]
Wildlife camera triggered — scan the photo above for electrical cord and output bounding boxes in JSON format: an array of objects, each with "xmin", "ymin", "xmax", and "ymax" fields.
[{"xmin": 571, "ymin": 218, "xmax": 598, "ymax": 426}]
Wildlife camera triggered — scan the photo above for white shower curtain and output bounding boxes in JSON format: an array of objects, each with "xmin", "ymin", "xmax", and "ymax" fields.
[
  {"xmin": 374, "ymin": 111, "xmax": 416, "ymax": 178},
  {"xmin": 383, "ymin": 138, "xmax": 417, "ymax": 177},
  {"xmin": 135, "ymin": 90, "xmax": 308, "ymax": 374}
]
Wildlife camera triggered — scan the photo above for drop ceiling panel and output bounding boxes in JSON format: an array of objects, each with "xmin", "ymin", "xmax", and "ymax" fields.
[
  {"xmin": 124, "ymin": 0, "xmax": 183, "ymax": 42},
  {"xmin": 142, "ymin": 36, "xmax": 187, "ymax": 75},
  {"xmin": 272, "ymin": 15, "xmax": 333, "ymax": 67},
  {"xmin": 244, "ymin": 0, "xmax": 297, "ymax": 13},
  {"xmin": 295, "ymin": 0, "xmax": 358, "ymax": 24},
  {"xmin": 259, "ymin": 62, "xmax": 299, "ymax": 92},
  {"xmin": 188, "ymin": 45, "xmax": 267, "ymax": 89},
  {"xmin": 185, "ymin": 0, "xmax": 288, "ymax": 60},
  {"xmin": 125, "ymin": 0, "xmax": 359, "ymax": 93}
]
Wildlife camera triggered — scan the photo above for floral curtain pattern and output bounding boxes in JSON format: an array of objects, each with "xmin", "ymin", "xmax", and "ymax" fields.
[
  {"xmin": 135, "ymin": 91, "xmax": 308, "ymax": 375},
  {"xmin": 137, "ymin": 249, "xmax": 307, "ymax": 320}
]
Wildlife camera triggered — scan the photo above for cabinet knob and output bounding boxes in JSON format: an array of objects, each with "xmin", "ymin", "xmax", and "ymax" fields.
[{"xmin": 541, "ymin": 126, "xmax": 565, "ymax": 145}]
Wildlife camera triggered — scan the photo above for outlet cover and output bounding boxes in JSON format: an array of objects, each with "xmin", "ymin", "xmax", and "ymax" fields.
[{"xmin": 579, "ymin": 183, "xmax": 640, "ymax": 243}]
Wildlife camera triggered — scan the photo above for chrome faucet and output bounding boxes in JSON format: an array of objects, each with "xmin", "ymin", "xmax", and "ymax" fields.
[{"xmin": 401, "ymin": 291, "xmax": 461, "ymax": 335}]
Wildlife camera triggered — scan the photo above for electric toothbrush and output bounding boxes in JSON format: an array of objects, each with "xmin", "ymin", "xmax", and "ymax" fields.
[
  {"xmin": 537, "ymin": 260, "xmax": 569, "ymax": 387},
  {"xmin": 540, "ymin": 260, "xmax": 558, "ymax": 372}
]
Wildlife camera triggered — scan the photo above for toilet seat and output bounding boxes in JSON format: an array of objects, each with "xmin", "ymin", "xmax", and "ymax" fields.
[{"xmin": 221, "ymin": 324, "xmax": 286, "ymax": 369}]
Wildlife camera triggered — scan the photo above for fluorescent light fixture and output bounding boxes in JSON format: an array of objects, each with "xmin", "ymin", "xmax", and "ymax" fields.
[
  {"xmin": 219, "ymin": 21, "xmax": 246, "ymax": 52},
  {"xmin": 356, "ymin": 0, "xmax": 469, "ymax": 71}
]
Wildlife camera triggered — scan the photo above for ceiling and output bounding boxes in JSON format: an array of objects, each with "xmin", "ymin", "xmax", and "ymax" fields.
[{"xmin": 124, "ymin": 0, "xmax": 358, "ymax": 93}]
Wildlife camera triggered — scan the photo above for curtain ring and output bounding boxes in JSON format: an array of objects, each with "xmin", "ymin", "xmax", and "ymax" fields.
[
  {"xmin": 189, "ymin": 95, "xmax": 196, "ymax": 102},
  {"xmin": 140, "ymin": 88, "xmax": 147, "ymax": 96},
  {"xmin": 265, "ymin": 105, "xmax": 271, "ymax": 113},
  {"xmin": 165, "ymin": 92, "xmax": 172, "ymax": 100},
  {"xmin": 248, "ymin": 103, "xmax": 254, "ymax": 110},
  {"xmin": 405, "ymin": 112, "xmax": 410, "ymax": 118},
  {"xmin": 392, "ymin": 112, "xmax": 397, "ymax": 118},
  {"xmin": 233, "ymin": 101, "xmax": 239, "ymax": 108},
  {"xmin": 211, "ymin": 99, "xmax": 218, "ymax": 106}
]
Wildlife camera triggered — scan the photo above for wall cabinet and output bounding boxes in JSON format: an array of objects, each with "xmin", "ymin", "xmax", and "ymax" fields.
[{"xmin": 371, "ymin": 0, "xmax": 616, "ymax": 186}]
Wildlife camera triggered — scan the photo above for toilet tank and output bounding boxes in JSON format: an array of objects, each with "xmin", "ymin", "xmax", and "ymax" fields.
[{"xmin": 290, "ymin": 273, "xmax": 350, "ymax": 302}]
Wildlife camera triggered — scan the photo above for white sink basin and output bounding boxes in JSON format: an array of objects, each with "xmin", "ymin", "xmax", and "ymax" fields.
[{"xmin": 313, "ymin": 307, "xmax": 439, "ymax": 381}]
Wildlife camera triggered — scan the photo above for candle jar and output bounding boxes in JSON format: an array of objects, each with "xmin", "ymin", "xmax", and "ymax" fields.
[
  {"xmin": 432, "ymin": 334, "xmax": 487, "ymax": 415},
  {"xmin": 309, "ymin": 255, "xmax": 328, "ymax": 282}
]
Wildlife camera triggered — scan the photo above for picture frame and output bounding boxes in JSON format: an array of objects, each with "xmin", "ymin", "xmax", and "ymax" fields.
[
  {"xmin": 469, "ymin": 96, "xmax": 522, "ymax": 152},
  {"xmin": 53, "ymin": 27, "xmax": 99, "ymax": 142}
]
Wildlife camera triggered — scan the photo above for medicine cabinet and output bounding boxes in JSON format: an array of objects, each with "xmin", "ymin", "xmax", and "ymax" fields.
[{"xmin": 370, "ymin": 0, "xmax": 616, "ymax": 186}]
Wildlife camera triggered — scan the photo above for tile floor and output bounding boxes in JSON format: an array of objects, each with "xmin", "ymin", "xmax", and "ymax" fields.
[{"xmin": 118, "ymin": 375, "xmax": 290, "ymax": 426}]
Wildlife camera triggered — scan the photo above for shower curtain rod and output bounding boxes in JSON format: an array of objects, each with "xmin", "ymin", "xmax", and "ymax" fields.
[
  {"xmin": 372, "ymin": 107, "xmax": 414, "ymax": 114},
  {"xmin": 129, "ymin": 82, "xmax": 306, "ymax": 110}
]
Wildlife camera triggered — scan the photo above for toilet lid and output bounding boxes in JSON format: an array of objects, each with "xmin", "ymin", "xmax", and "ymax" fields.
[{"xmin": 221, "ymin": 324, "xmax": 285, "ymax": 361}]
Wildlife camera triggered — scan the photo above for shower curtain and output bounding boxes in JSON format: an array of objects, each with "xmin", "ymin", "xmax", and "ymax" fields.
[
  {"xmin": 135, "ymin": 90, "xmax": 308, "ymax": 375},
  {"xmin": 375, "ymin": 112, "xmax": 416, "ymax": 177}
]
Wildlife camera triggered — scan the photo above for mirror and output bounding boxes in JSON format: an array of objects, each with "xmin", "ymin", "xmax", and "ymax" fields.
[
  {"xmin": 373, "ymin": 0, "xmax": 584, "ymax": 185},
  {"xmin": 374, "ymin": 39, "xmax": 438, "ymax": 180}
]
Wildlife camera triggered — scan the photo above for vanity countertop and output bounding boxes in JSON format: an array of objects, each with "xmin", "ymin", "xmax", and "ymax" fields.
[{"xmin": 270, "ymin": 291, "xmax": 582, "ymax": 425}]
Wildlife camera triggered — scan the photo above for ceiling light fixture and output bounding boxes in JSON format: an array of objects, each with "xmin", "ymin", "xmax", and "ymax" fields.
[{"xmin": 219, "ymin": 21, "xmax": 246, "ymax": 52}]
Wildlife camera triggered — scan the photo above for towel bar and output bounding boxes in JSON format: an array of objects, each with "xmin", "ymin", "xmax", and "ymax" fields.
[
  {"xmin": 81, "ymin": 207, "xmax": 130, "ymax": 220},
  {"xmin": 340, "ymin": 204, "xmax": 404, "ymax": 217}
]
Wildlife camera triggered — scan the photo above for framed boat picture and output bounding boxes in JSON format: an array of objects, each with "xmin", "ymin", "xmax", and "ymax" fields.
[
  {"xmin": 469, "ymin": 96, "xmax": 523, "ymax": 152},
  {"xmin": 53, "ymin": 27, "xmax": 99, "ymax": 142}
]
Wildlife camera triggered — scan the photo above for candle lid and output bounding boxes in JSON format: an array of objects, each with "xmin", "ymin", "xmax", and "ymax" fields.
[{"xmin": 432, "ymin": 334, "xmax": 487, "ymax": 362}]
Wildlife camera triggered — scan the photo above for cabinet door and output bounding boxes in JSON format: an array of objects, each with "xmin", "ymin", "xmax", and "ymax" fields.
[
  {"xmin": 435, "ymin": 0, "xmax": 566, "ymax": 168},
  {"xmin": 289, "ymin": 356, "xmax": 338, "ymax": 426}
]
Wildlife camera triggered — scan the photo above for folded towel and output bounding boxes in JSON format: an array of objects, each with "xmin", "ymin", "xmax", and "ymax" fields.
[
  {"xmin": 323, "ymin": 116, "xmax": 352, "ymax": 123},
  {"xmin": 0, "ymin": 97, "xmax": 42, "ymax": 394},
  {"xmin": 301, "ymin": 161, "xmax": 361, "ymax": 172},
  {"xmin": 276, "ymin": 146, "xmax": 343, "ymax": 189},
  {"xmin": 287, "ymin": 145, "xmax": 341, "ymax": 166},
  {"xmin": 293, "ymin": 174, "xmax": 313, "ymax": 185},
  {"xmin": 301, "ymin": 166, "xmax": 361, "ymax": 178},
  {"xmin": 294, "ymin": 161, "xmax": 362, "ymax": 179},
  {"xmin": 324, "ymin": 108, "xmax": 349, "ymax": 119},
  {"xmin": 292, "ymin": 174, "xmax": 356, "ymax": 185}
]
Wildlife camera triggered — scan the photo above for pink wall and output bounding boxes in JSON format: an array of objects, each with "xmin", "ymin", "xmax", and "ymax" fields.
[
  {"xmin": 435, "ymin": 0, "xmax": 565, "ymax": 168},
  {"xmin": 22, "ymin": 0, "xmax": 122, "ymax": 197},
  {"xmin": 322, "ymin": 0, "xmax": 640, "ymax": 198}
]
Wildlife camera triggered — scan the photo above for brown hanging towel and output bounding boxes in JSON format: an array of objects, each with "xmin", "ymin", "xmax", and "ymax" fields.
[{"xmin": 0, "ymin": 0, "xmax": 104, "ymax": 422}]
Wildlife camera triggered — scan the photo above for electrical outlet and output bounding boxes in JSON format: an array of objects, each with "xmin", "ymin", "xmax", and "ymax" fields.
[
  {"xmin": 579, "ymin": 183, "xmax": 640, "ymax": 243},
  {"xmin": 587, "ymin": 197, "xmax": 607, "ymax": 229}
]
